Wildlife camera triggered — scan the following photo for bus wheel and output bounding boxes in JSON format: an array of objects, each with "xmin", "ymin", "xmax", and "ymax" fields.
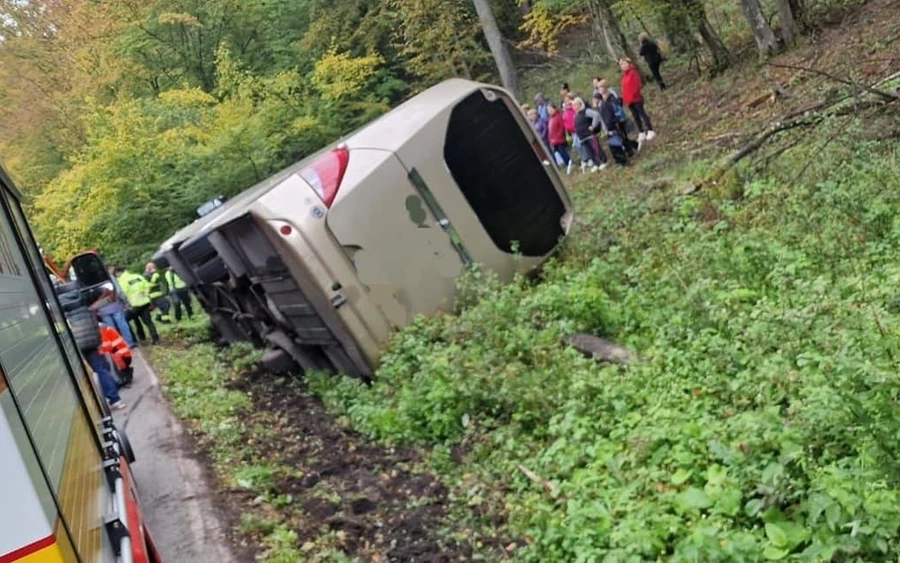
[{"xmin": 116, "ymin": 428, "xmax": 137, "ymax": 464}]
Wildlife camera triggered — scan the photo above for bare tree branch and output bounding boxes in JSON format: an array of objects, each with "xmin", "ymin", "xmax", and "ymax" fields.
[{"xmin": 766, "ymin": 62, "xmax": 900, "ymax": 102}]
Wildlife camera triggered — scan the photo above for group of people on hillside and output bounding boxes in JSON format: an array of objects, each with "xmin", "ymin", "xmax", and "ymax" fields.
[
  {"xmin": 75, "ymin": 260, "xmax": 194, "ymax": 411},
  {"xmin": 524, "ymin": 34, "xmax": 667, "ymax": 174}
]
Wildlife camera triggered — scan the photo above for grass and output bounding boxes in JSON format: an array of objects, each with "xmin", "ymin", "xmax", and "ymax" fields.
[{"xmin": 309, "ymin": 109, "xmax": 900, "ymax": 560}]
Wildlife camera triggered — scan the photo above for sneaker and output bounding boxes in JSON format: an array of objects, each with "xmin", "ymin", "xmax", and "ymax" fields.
[
  {"xmin": 110, "ymin": 401, "xmax": 127, "ymax": 411},
  {"xmin": 566, "ymin": 161, "xmax": 573, "ymax": 175},
  {"xmin": 646, "ymin": 130, "xmax": 656, "ymax": 141},
  {"xmin": 590, "ymin": 165, "xmax": 599, "ymax": 173},
  {"xmin": 598, "ymin": 163, "xmax": 609, "ymax": 171},
  {"xmin": 637, "ymin": 132, "xmax": 646, "ymax": 152}
]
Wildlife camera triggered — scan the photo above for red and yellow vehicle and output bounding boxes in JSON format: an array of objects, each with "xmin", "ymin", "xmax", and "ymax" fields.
[{"xmin": 0, "ymin": 164, "xmax": 160, "ymax": 562}]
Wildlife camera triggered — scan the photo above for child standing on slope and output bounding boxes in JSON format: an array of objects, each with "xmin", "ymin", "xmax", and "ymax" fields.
[
  {"xmin": 619, "ymin": 57, "xmax": 656, "ymax": 149},
  {"xmin": 527, "ymin": 108, "xmax": 550, "ymax": 151}
]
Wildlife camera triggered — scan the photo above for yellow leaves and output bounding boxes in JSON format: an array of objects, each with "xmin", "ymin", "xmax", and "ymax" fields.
[
  {"xmin": 519, "ymin": 5, "xmax": 588, "ymax": 55},
  {"xmin": 158, "ymin": 88, "xmax": 218, "ymax": 108},
  {"xmin": 157, "ymin": 12, "xmax": 202, "ymax": 27},
  {"xmin": 311, "ymin": 48, "xmax": 383, "ymax": 102}
]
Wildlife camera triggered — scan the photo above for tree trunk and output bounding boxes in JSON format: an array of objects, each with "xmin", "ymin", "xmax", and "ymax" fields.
[
  {"xmin": 775, "ymin": 0, "xmax": 800, "ymax": 45},
  {"xmin": 588, "ymin": 0, "xmax": 640, "ymax": 64},
  {"xmin": 681, "ymin": 0, "xmax": 730, "ymax": 71},
  {"xmin": 739, "ymin": 0, "xmax": 778, "ymax": 57},
  {"xmin": 472, "ymin": 0, "xmax": 519, "ymax": 98},
  {"xmin": 788, "ymin": 0, "xmax": 807, "ymax": 29},
  {"xmin": 660, "ymin": 3, "xmax": 699, "ymax": 55}
]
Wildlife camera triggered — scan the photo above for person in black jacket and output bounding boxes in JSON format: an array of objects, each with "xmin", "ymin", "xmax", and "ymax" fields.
[
  {"xmin": 639, "ymin": 33, "xmax": 667, "ymax": 91},
  {"xmin": 572, "ymin": 97, "xmax": 608, "ymax": 172},
  {"xmin": 595, "ymin": 91, "xmax": 629, "ymax": 168}
]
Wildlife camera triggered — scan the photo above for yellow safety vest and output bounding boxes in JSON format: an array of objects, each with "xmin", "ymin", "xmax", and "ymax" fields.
[
  {"xmin": 165, "ymin": 270, "xmax": 187, "ymax": 290},
  {"xmin": 118, "ymin": 271, "xmax": 151, "ymax": 307}
]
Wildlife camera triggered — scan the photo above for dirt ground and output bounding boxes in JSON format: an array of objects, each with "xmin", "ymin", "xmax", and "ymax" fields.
[
  {"xmin": 649, "ymin": 0, "xmax": 900, "ymax": 161},
  {"xmin": 221, "ymin": 370, "xmax": 500, "ymax": 561}
]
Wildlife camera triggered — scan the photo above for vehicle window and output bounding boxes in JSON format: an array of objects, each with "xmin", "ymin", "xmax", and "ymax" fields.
[
  {"xmin": 443, "ymin": 90, "xmax": 566, "ymax": 257},
  {"xmin": 70, "ymin": 254, "xmax": 110, "ymax": 287}
]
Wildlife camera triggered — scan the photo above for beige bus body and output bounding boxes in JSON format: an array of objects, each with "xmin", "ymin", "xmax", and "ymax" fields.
[{"xmin": 159, "ymin": 79, "xmax": 573, "ymax": 377}]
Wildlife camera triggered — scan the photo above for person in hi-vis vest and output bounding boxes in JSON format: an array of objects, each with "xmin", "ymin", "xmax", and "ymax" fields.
[
  {"xmin": 165, "ymin": 266, "xmax": 194, "ymax": 321},
  {"xmin": 115, "ymin": 265, "xmax": 160, "ymax": 345},
  {"xmin": 144, "ymin": 261, "xmax": 172, "ymax": 323}
]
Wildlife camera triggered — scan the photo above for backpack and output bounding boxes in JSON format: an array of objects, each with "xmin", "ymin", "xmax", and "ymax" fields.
[{"xmin": 613, "ymin": 96, "xmax": 628, "ymax": 123}]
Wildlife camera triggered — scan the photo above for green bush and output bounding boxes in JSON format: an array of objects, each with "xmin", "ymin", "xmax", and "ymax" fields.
[{"xmin": 313, "ymin": 140, "xmax": 900, "ymax": 561}]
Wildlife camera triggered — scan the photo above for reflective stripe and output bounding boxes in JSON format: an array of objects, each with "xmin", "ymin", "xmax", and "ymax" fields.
[
  {"xmin": 99, "ymin": 326, "xmax": 131, "ymax": 370},
  {"xmin": 0, "ymin": 535, "xmax": 63, "ymax": 563}
]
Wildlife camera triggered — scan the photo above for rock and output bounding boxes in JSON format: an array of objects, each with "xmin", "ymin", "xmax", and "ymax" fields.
[{"xmin": 563, "ymin": 333, "xmax": 640, "ymax": 365}]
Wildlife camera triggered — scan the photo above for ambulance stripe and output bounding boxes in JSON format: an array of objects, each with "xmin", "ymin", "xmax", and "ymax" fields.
[{"xmin": 0, "ymin": 535, "xmax": 57, "ymax": 563}]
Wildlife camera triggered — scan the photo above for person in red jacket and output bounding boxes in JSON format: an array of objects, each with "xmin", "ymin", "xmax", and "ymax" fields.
[
  {"xmin": 547, "ymin": 102, "xmax": 573, "ymax": 175},
  {"xmin": 99, "ymin": 322, "xmax": 134, "ymax": 387},
  {"xmin": 619, "ymin": 57, "xmax": 656, "ymax": 147}
]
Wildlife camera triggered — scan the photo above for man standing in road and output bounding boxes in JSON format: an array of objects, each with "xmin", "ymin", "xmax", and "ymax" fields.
[
  {"xmin": 115, "ymin": 265, "xmax": 160, "ymax": 345},
  {"xmin": 165, "ymin": 266, "xmax": 193, "ymax": 322},
  {"xmin": 144, "ymin": 261, "xmax": 172, "ymax": 324},
  {"xmin": 97, "ymin": 265, "xmax": 137, "ymax": 348}
]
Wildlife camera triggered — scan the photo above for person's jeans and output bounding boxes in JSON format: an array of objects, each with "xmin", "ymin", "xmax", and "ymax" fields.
[
  {"xmin": 629, "ymin": 102, "xmax": 654, "ymax": 133},
  {"xmin": 129, "ymin": 304, "xmax": 159, "ymax": 344},
  {"xmin": 578, "ymin": 135, "xmax": 607, "ymax": 165},
  {"xmin": 552, "ymin": 144, "xmax": 571, "ymax": 166},
  {"xmin": 170, "ymin": 288, "xmax": 194, "ymax": 321},
  {"xmin": 101, "ymin": 310, "xmax": 136, "ymax": 348},
  {"xmin": 650, "ymin": 62, "xmax": 667, "ymax": 90},
  {"xmin": 86, "ymin": 349, "xmax": 121, "ymax": 404}
]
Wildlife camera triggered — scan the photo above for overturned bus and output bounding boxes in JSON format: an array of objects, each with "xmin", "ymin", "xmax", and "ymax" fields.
[{"xmin": 156, "ymin": 79, "xmax": 574, "ymax": 378}]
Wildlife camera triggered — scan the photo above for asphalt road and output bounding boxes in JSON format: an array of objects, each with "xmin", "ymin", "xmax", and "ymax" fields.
[{"xmin": 113, "ymin": 350, "xmax": 236, "ymax": 563}]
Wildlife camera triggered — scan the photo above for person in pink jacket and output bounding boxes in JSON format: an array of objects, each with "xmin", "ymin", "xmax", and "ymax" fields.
[{"xmin": 562, "ymin": 94, "xmax": 577, "ymax": 136}]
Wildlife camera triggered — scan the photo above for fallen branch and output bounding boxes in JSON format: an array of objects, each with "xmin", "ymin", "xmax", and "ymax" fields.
[
  {"xmin": 684, "ymin": 87, "xmax": 898, "ymax": 195},
  {"xmin": 766, "ymin": 62, "xmax": 900, "ymax": 102}
]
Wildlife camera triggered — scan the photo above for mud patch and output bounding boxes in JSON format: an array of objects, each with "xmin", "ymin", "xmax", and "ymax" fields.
[{"xmin": 230, "ymin": 371, "xmax": 490, "ymax": 560}]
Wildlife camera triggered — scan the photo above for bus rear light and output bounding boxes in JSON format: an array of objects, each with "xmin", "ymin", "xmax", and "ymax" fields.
[{"xmin": 299, "ymin": 146, "xmax": 350, "ymax": 208}]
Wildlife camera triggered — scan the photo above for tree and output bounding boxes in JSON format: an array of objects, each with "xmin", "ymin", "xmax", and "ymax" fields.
[
  {"xmin": 472, "ymin": 0, "xmax": 520, "ymax": 97},
  {"xmin": 587, "ymin": 0, "xmax": 640, "ymax": 64},
  {"xmin": 775, "ymin": 0, "xmax": 801, "ymax": 45},
  {"xmin": 657, "ymin": 2, "xmax": 700, "ymax": 55},
  {"xmin": 739, "ymin": 0, "xmax": 778, "ymax": 57},
  {"xmin": 678, "ymin": 0, "xmax": 730, "ymax": 72}
]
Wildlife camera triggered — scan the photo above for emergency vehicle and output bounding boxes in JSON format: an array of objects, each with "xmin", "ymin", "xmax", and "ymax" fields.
[{"xmin": 0, "ymin": 163, "xmax": 160, "ymax": 562}]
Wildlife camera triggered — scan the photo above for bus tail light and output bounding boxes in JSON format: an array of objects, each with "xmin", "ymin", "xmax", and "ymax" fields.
[{"xmin": 299, "ymin": 146, "xmax": 350, "ymax": 208}]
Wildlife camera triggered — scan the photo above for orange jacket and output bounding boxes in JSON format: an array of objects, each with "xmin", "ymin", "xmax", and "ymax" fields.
[{"xmin": 99, "ymin": 324, "xmax": 132, "ymax": 371}]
